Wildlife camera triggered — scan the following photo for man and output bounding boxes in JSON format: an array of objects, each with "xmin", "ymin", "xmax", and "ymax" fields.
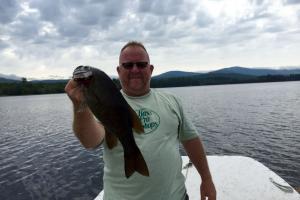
[{"xmin": 65, "ymin": 41, "xmax": 216, "ymax": 200}]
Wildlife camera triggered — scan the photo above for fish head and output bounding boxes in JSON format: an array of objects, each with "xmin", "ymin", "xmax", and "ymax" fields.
[{"xmin": 73, "ymin": 65, "xmax": 93, "ymax": 86}]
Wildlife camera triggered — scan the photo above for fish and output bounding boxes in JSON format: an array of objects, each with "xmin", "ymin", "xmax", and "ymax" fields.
[{"xmin": 73, "ymin": 65, "xmax": 149, "ymax": 178}]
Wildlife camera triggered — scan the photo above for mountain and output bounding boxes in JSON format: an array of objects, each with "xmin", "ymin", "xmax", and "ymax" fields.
[
  {"xmin": 153, "ymin": 67, "xmax": 300, "ymax": 80},
  {"xmin": 210, "ymin": 66, "xmax": 300, "ymax": 76},
  {"xmin": 150, "ymin": 66, "xmax": 300, "ymax": 88},
  {"xmin": 153, "ymin": 71, "xmax": 201, "ymax": 79},
  {"xmin": 2, "ymin": 67, "xmax": 300, "ymax": 96},
  {"xmin": 0, "ymin": 77, "xmax": 20, "ymax": 83},
  {"xmin": 31, "ymin": 79, "xmax": 69, "ymax": 83},
  {"xmin": 1, "ymin": 66, "xmax": 300, "ymax": 83},
  {"xmin": 150, "ymin": 72, "xmax": 256, "ymax": 88},
  {"xmin": 0, "ymin": 73, "xmax": 22, "ymax": 81}
]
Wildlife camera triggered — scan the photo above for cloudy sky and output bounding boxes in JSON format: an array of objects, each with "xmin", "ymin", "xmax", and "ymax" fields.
[{"xmin": 1, "ymin": 0, "xmax": 300, "ymax": 79}]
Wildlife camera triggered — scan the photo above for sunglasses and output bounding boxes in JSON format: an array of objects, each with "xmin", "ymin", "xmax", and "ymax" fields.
[{"xmin": 121, "ymin": 62, "xmax": 149, "ymax": 69}]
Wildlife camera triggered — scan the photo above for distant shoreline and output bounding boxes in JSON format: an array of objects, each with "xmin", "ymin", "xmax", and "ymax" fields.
[
  {"xmin": 0, "ymin": 74, "xmax": 300, "ymax": 96},
  {"xmin": 150, "ymin": 73, "xmax": 300, "ymax": 88}
]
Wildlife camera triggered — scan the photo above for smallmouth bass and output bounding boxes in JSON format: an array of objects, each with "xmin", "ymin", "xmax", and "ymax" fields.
[{"xmin": 73, "ymin": 65, "xmax": 149, "ymax": 178}]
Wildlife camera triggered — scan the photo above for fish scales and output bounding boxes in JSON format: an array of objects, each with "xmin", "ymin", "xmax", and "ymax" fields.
[{"xmin": 73, "ymin": 65, "xmax": 149, "ymax": 178}]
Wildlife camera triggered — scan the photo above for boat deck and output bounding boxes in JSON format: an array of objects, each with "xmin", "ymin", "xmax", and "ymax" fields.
[{"xmin": 95, "ymin": 156, "xmax": 300, "ymax": 200}]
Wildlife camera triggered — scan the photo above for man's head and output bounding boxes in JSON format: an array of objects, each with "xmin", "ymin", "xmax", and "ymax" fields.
[{"xmin": 117, "ymin": 41, "xmax": 154, "ymax": 96}]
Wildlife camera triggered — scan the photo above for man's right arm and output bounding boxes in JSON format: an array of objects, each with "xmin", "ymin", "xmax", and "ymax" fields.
[{"xmin": 65, "ymin": 79, "xmax": 105, "ymax": 149}]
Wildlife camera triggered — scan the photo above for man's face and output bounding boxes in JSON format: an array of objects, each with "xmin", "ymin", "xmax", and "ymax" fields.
[{"xmin": 117, "ymin": 46, "xmax": 153, "ymax": 96}]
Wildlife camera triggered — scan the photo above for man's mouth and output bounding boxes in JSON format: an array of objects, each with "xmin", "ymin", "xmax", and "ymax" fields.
[{"xmin": 129, "ymin": 75, "xmax": 142, "ymax": 79}]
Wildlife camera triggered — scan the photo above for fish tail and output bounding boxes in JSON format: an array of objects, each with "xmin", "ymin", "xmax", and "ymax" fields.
[
  {"xmin": 124, "ymin": 148, "xmax": 149, "ymax": 178},
  {"xmin": 129, "ymin": 106, "xmax": 144, "ymax": 134}
]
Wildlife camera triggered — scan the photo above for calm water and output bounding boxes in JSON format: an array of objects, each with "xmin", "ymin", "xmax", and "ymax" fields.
[{"xmin": 0, "ymin": 81, "xmax": 299, "ymax": 199}]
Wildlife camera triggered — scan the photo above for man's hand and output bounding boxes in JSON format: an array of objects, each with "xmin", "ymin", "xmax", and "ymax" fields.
[
  {"xmin": 200, "ymin": 178, "xmax": 216, "ymax": 200},
  {"xmin": 65, "ymin": 79, "xmax": 105, "ymax": 149},
  {"xmin": 65, "ymin": 79, "xmax": 85, "ymax": 108},
  {"xmin": 182, "ymin": 138, "xmax": 216, "ymax": 200}
]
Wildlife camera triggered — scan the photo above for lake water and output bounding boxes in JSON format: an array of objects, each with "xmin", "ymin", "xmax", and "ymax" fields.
[{"xmin": 0, "ymin": 81, "xmax": 299, "ymax": 199}]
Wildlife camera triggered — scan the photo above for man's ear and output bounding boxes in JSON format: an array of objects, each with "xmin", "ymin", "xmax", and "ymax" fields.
[
  {"xmin": 150, "ymin": 65, "xmax": 154, "ymax": 73},
  {"xmin": 117, "ymin": 66, "xmax": 120, "ymax": 74}
]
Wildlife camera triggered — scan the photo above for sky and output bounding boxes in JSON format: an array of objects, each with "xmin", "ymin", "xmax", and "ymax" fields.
[{"xmin": 0, "ymin": 0, "xmax": 300, "ymax": 79}]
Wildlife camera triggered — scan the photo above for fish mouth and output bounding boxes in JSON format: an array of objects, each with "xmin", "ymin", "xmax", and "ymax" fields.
[{"xmin": 73, "ymin": 65, "xmax": 93, "ymax": 81}]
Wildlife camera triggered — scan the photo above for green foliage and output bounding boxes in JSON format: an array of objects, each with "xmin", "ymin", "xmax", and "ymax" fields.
[
  {"xmin": 21, "ymin": 77, "xmax": 27, "ymax": 83},
  {"xmin": 0, "ymin": 74, "xmax": 299, "ymax": 96},
  {"xmin": 0, "ymin": 81, "xmax": 68, "ymax": 96},
  {"xmin": 150, "ymin": 73, "xmax": 300, "ymax": 88}
]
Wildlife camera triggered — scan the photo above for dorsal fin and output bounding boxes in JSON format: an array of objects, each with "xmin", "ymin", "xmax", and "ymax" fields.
[{"xmin": 129, "ymin": 106, "xmax": 144, "ymax": 134}]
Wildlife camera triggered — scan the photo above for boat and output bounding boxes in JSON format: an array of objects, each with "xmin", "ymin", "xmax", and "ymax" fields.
[{"xmin": 94, "ymin": 156, "xmax": 300, "ymax": 200}]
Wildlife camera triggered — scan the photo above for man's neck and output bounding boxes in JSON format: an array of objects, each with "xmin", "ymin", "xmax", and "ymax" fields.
[{"xmin": 122, "ymin": 88, "xmax": 151, "ymax": 97}]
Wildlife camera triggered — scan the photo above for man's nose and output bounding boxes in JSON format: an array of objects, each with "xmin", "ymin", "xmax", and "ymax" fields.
[{"xmin": 130, "ymin": 64, "xmax": 140, "ymax": 72}]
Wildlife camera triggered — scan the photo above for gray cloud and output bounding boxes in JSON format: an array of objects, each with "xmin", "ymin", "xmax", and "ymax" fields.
[
  {"xmin": 1, "ymin": 0, "xmax": 300, "ymax": 78},
  {"xmin": 139, "ymin": 0, "xmax": 182, "ymax": 16},
  {"xmin": 8, "ymin": 14, "xmax": 40, "ymax": 41},
  {"xmin": 138, "ymin": 0, "xmax": 194, "ymax": 20},
  {"xmin": 0, "ymin": 39, "xmax": 9, "ymax": 50},
  {"xmin": 27, "ymin": 0, "xmax": 126, "ymax": 45},
  {"xmin": 29, "ymin": 0, "xmax": 63, "ymax": 22},
  {"xmin": 69, "ymin": 1, "xmax": 125, "ymax": 27},
  {"xmin": 191, "ymin": 22, "xmax": 259, "ymax": 50},
  {"xmin": 222, "ymin": 2, "xmax": 289, "ymax": 37},
  {"xmin": 284, "ymin": 0, "xmax": 300, "ymax": 4},
  {"xmin": 0, "ymin": 0, "xmax": 20, "ymax": 24},
  {"xmin": 239, "ymin": 2, "xmax": 273, "ymax": 22},
  {"xmin": 0, "ymin": 0, "xmax": 249, "ymax": 54},
  {"xmin": 250, "ymin": 0, "xmax": 266, "ymax": 6},
  {"xmin": 189, "ymin": 1, "xmax": 294, "ymax": 49},
  {"xmin": 195, "ymin": 10, "xmax": 214, "ymax": 28},
  {"xmin": 2, "ymin": 0, "xmax": 298, "ymax": 51}
]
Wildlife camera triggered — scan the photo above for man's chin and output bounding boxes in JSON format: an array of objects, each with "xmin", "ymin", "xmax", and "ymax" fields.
[
  {"xmin": 128, "ymin": 80, "xmax": 145, "ymax": 89},
  {"xmin": 129, "ymin": 78, "xmax": 143, "ymax": 85}
]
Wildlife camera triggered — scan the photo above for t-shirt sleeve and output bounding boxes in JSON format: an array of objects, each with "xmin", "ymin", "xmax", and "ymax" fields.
[{"xmin": 171, "ymin": 95, "xmax": 199, "ymax": 141}]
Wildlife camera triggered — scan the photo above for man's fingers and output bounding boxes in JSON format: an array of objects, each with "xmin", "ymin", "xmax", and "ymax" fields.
[
  {"xmin": 65, "ymin": 79, "xmax": 85, "ymax": 104},
  {"xmin": 65, "ymin": 79, "xmax": 78, "ymax": 92}
]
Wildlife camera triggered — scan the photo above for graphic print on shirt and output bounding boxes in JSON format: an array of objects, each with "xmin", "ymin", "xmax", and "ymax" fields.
[{"xmin": 136, "ymin": 108, "xmax": 160, "ymax": 134}]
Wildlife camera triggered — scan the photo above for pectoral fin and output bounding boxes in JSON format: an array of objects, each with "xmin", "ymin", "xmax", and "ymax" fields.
[
  {"xmin": 105, "ymin": 128, "xmax": 118, "ymax": 149},
  {"xmin": 129, "ymin": 107, "xmax": 144, "ymax": 134}
]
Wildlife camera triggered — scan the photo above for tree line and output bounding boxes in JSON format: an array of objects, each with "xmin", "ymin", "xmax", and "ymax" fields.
[
  {"xmin": 0, "ymin": 79, "xmax": 121, "ymax": 96},
  {"xmin": 150, "ymin": 73, "xmax": 300, "ymax": 88},
  {"xmin": 0, "ymin": 74, "xmax": 299, "ymax": 96},
  {"xmin": 0, "ymin": 81, "xmax": 67, "ymax": 96}
]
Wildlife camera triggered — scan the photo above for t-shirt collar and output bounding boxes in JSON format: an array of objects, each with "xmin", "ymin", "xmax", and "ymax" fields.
[{"xmin": 121, "ymin": 89, "xmax": 152, "ymax": 99}]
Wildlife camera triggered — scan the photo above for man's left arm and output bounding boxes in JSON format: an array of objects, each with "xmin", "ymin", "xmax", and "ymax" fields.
[{"xmin": 182, "ymin": 137, "xmax": 216, "ymax": 200}]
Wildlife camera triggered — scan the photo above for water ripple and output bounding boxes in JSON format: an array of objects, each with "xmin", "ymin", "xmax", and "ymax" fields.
[{"xmin": 1, "ymin": 82, "xmax": 299, "ymax": 199}]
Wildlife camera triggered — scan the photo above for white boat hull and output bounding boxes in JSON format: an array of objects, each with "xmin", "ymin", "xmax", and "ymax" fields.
[{"xmin": 95, "ymin": 156, "xmax": 300, "ymax": 200}]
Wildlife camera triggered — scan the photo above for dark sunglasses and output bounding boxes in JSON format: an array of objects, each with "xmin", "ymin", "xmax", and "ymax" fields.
[{"xmin": 121, "ymin": 62, "xmax": 148, "ymax": 69}]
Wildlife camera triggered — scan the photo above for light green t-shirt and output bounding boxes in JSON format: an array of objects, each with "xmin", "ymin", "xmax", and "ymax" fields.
[{"xmin": 103, "ymin": 89, "xmax": 199, "ymax": 200}]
